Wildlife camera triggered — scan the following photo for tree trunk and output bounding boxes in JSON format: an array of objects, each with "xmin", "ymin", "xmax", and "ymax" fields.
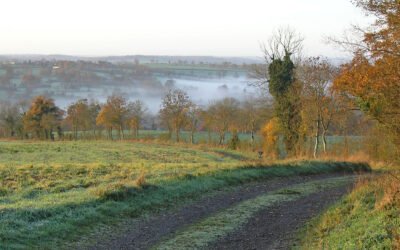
[
  {"xmin": 343, "ymin": 135, "xmax": 349, "ymax": 159},
  {"xmin": 219, "ymin": 131, "xmax": 225, "ymax": 145},
  {"xmin": 168, "ymin": 129, "xmax": 172, "ymax": 140},
  {"xmin": 322, "ymin": 129, "xmax": 327, "ymax": 154},
  {"xmin": 176, "ymin": 128, "xmax": 180, "ymax": 142},
  {"xmin": 313, "ymin": 118, "xmax": 320, "ymax": 159},
  {"xmin": 120, "ymin": 125, "xmax": 124, "ymax": 140},
  {"xmin": 251, "ymin": 130, "xmax": 255, "ymax": 147},
  {"xmin": 190, "ymin": 130, "xmax": 194, "ymax": 144}
]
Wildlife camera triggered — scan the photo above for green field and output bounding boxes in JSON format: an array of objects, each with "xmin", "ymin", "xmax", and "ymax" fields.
[
  {"xmin": 63, "ymin": 129, "xmax": 262, "ymax": 143},
  {"xmin": 0, "ymin": 140, "xmax": 370, "ymax": 248},
  {"xmin": 62, "ymin": 129, "xmax": 363, "ymax": 155}
]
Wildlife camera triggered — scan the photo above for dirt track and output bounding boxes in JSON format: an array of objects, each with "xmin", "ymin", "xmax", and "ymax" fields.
[
  {"xmin": 209, "ymin": 185, "xmax": 349, "ymax": 249},
  {"xmin": 85, "ymin": 174, "xmax": 354, "ymax": 250}
]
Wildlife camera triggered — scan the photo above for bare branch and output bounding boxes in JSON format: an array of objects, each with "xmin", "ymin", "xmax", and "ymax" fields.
[{"xmin": 263, "ymin": 27, "xmax": 304, "ymax": 60}]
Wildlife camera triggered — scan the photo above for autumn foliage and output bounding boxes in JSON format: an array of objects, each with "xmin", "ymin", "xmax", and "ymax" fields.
[
  {"xmin": 23, "ymin": 96, "xmax": 63, "ymax": 140},
  {"xmin": 334, "ymin": 0, "xmax": 400, "ymax": 155}
]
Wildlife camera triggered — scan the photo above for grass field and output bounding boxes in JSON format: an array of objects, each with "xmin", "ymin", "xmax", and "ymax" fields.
[
  {"xmin": 0, "ymin": 140, "xmax": 370, "ymax": 248},
  {"xmin": 62, "ymin": 129, "xmax": 363, "ymax": 155},
  {"xmin": 62, "ymin": 129, "xmax": 261, "ymax": 144}
]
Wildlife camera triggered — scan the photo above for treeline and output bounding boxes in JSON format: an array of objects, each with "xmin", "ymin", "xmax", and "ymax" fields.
[
  {"xmin": 0, "ymin": 82, "xmax": 368, "ymax": 156},
  {"xmin": 0, "ymin": 93, "xmax": 269, "ymax": 147}
]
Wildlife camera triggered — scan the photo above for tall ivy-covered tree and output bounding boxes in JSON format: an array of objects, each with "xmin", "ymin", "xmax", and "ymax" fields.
[
  {"xmin": 268, "ymin": 53, "xmax": 302, "ymax": 155},
  {"xmin": 251, "ymin": 27, "xmax": 304, "ymax": 156},
  {"xmin": 268, "ymin": 54, "xmax": 295, "ymax": 97}
]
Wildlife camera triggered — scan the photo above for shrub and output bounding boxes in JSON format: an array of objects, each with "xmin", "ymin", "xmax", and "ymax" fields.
[{"xmin": 261, "ymin": 118, "xmax": 280, "ymax": 159}]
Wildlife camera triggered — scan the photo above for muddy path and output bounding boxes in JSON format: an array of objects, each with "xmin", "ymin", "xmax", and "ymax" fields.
[
  {"xmin": 209, "ymin": 185, "xmax": 350, "ymax": 250},
  {"xmin": 84, "ymin": 173, "xmax": 356, "ymax": 250}
]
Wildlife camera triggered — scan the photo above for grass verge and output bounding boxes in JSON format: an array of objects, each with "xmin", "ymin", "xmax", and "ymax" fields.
[{"xmin": 299, "ymin": 171, "xmax": 400, "ymax": 249}]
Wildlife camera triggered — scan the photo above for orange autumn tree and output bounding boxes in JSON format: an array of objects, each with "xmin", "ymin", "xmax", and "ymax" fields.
[
  {"xmin": 96, "ymin": 95, "xmax": 129, "ymax": 140},
  {"xmin": 23, "ymin": 96, "xmax": 63, "ymax": 140},
  {"xmin": 333, "ymin": 0, "xmax": 400, "ymax": 153}
]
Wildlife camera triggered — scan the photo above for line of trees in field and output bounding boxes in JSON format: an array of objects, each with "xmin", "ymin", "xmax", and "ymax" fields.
[
  {"xmin": 0, "ymin": 69, "xmax": 369, "ymax": 158},
  {"xmin": 0, "ymin": 92, "xmax": 271, "ymax": 148}
]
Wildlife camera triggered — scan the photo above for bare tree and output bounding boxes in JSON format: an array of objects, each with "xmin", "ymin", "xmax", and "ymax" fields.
[
  {"xmin": 240, "ymin": 98, "xmax": 272, "ymax": 148},
  {"xmin": 263, "ymin": 27, "xmax": 304, "ymax": 62},
  {"xmin": 249, "ymin": 27, "xmax": 303, "ymax": 93},
  {"xmin": 0, "ymin": 101, "xmax": 24, "ymax": 138},
  {"xmin": 250, "ymin": 27, "xmax": 304, "ymax": 96},
  {"xmin": 207, "ymin": 98, "xmax": 240, "ymax": 145},
  {"xmin": 297, "ymin": 57, "xmax": 340, "ymax": 157},
  {"xmin": 159, "ymin": 89, "xmax": 193, "ymax": 142},
  {"xmin": 127, "ymin": 100, "xmax": 148, "ymax": 138},
  {"xmin": 186, "ymin": 104, "xmax": 201, "ymax": 144}
]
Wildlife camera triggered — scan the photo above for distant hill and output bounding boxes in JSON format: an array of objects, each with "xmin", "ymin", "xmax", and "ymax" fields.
[
  {"xmin": 0, "ymin": 54, "xmax": 348, "ymax": 67},
  {"xmin": 0, "ymin": 54, "xmax": 264, "ymax": 65}
]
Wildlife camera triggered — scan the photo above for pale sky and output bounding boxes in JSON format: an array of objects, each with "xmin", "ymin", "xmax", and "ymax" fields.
[{"xmin": 0, "ymin": 0, "xmax": 371, "ymax": 57}]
